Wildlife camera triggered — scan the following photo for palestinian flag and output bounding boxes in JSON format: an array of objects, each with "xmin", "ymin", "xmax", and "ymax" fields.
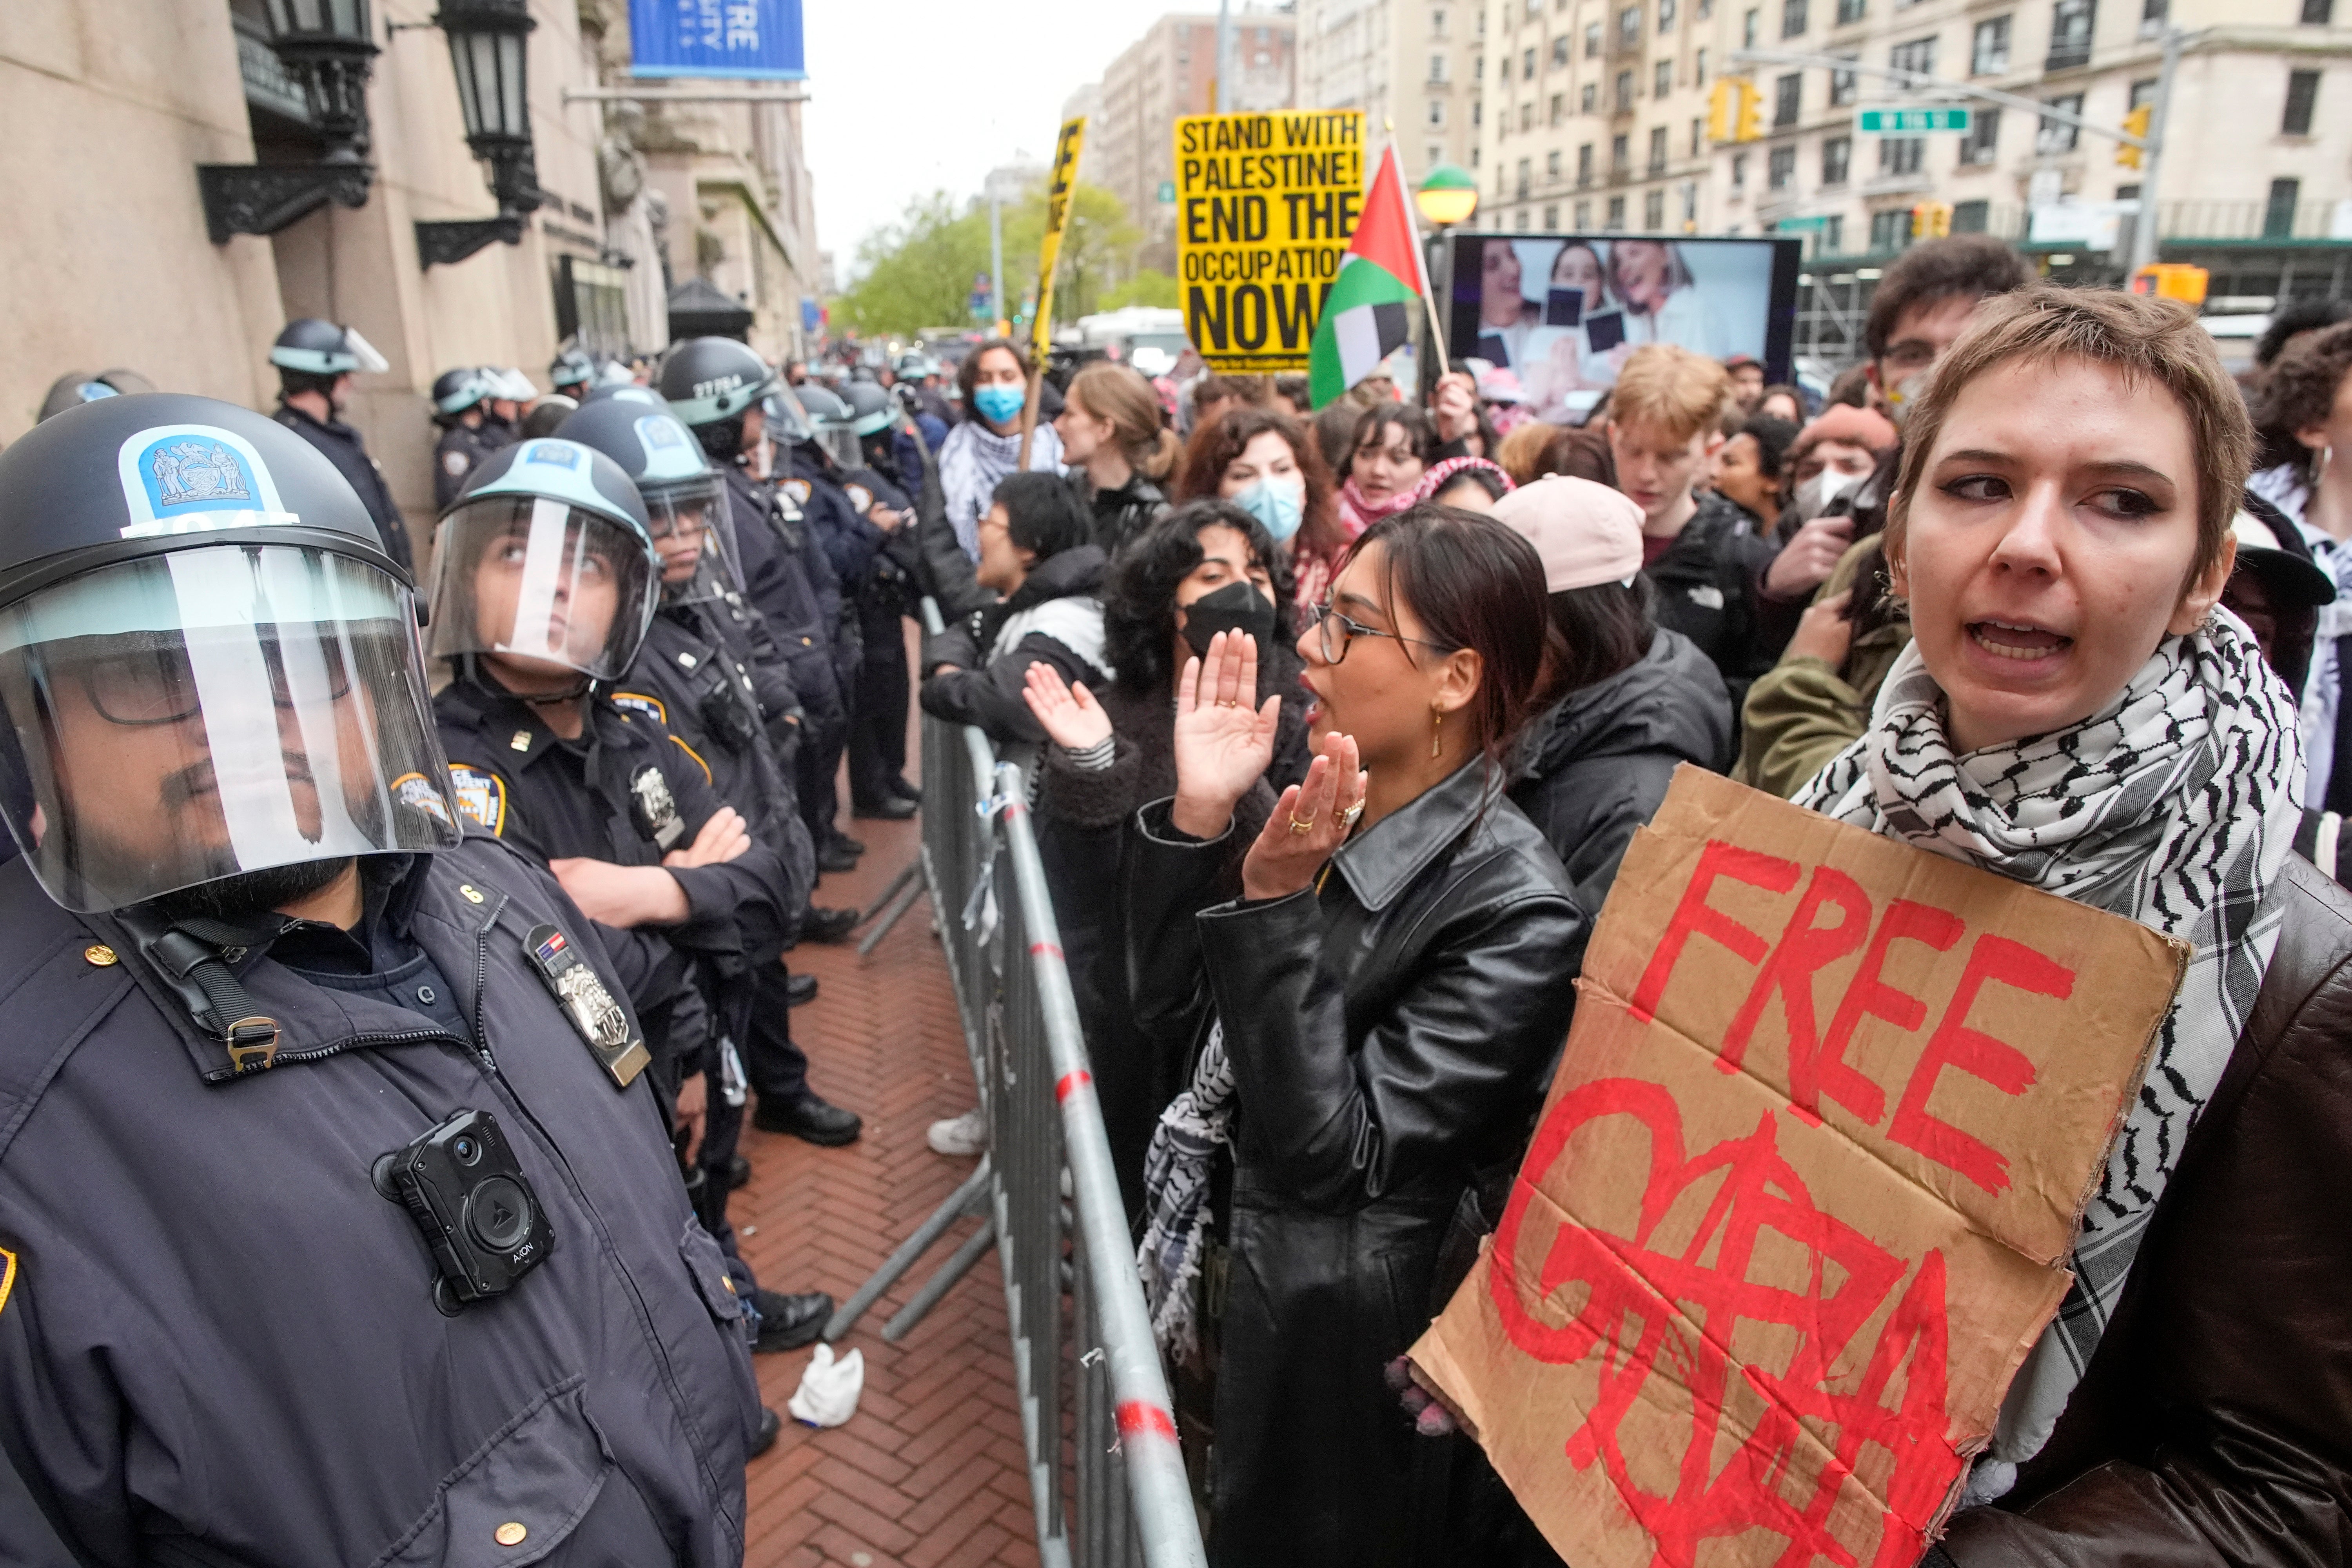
[{"xmin": 1308, "ymin": 146, "xmax": 1430, "ymax": 409}]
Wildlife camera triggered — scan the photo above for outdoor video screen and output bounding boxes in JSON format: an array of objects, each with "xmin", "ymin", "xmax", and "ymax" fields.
[{"xmin": 1447, "ymin": 233, "xmax": 1801, "ymax": 422}]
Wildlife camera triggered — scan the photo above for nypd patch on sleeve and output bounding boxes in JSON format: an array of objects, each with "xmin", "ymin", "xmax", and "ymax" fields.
[
  {"xmin": 447, "ymin": 764, "xmax": 507, "ymax": 835},
  {"xmin": 609, "ymin": 691, "xmax": 668, "ymax": 726}
]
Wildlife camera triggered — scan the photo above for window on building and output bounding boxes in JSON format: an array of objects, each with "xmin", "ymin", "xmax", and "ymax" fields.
[
  {"xmin": 1889, "ymin": 36, "xmax": 1936, "ymax": 78},
  {"xmin": 1836, "ymin": 0, "xmax": 1865, "ymax": 20},
  {"xmin": 1645, "ymin": 188, "xmax": 1667, "ymax": 227},
  {"xmin": 1431, "ymin": 52, "xmax": 1450, "ymax": 81},
  {"xmin": 1768, "ymin": 144, "xmax": 1797, "ymax": 188},
  {"xmin": 1585, "ymin": 21, "xmax": 1602, "ymax": 54},
  {"xmin": 1433, "ymin": 7, "xmax": 1448, "ymax": 34},
  {"xmin": 1608, "ymin": 194, "xmax": 1628, "ymax": 229},
  {"xmin": 1696, "ymin": 47, "xmax": 1709, "ymax": 83},
  {"xmin": 2303, "ymin": 0, "xmax": 2333, "ymax": 22},
  {"xmin": 2129, "ymin": 76, "xmax": 2157, "ymax": 109},
  {"xmin": 1525, "ymin": 46, "xmax": 1539, "ymax": 74},
  {"xmin": 2047, "ymin": 0, "xmax": 2093, "ymax": 69},
  {"xmin": 1472, "ymin": 143, "xmax": 1483, "ymax": 165},
  {"xmin": 1775, "ymin": 71, "xmax": 1802, "ymax": 123},
  {"xmin": 1822, "ymin": 133, "xmax": 1851, "ymax": 182},
  {"xmin": 2286, "ymin": 69, "xmax": 2321, "ymax": 134},
  {"xmin": 1744, "ymin": 8, "xmax": 1760, "ymax": 46},
  {"xmin": 1517, "ymin": 156, "xmax": 1533, "ymax": 194},
  {"xmin": 1952, "ymin": 198, "xmax": 1989, "ymax": 231},
  {"xmin": 1656, "ymin": 59, "xmax": 1672, "ymax": 94},
  {"xmin": 1577, "ymin": 198, "xmax": 1594, "ymax": 225},
  {"xmin": 1579, "ymin": 142, "xmax": 1595, "ymax": 182},
  {"xmin": 2036, "ymin": 93, "xmax": 2082, "ymax": 153},
  {"xmin": 1620, "ymin": 5, "xmax": 1643, "ymax": 46},
  {"xmin": 1474, "ymin": 98, "xmax": 1484, "ymax": 124},
  {"xmin": 1499, "ymin": 54, "xmax": 1512, "ymax": 81},
  {"xmin": 2141, "ymin": 0, "xmax": 2165, "ymax": 22},
  {"xmin": 1661, "ymin": 0, "xmax": 1679, "ymax": 27},
  {"xmin": 1691, "ymin": 116, "xmax": 1705, "ymax": 154},
  {"xmin": 1583, "ymin": 82, "xmax": 1599, "ymax": 110},
  {"xmin": 1551, "ymin": 91, "xmax": 1565, "ymax": 122},
  {"xmin": 1682, "ymin": 180, "xmax": 1699, "ymax": 220},
  {"xmin": 1479, "ymin": 8, "xmax": 1488, "ymax": 31},
  {"xmin": 1475, "ymin": 53, "xmax": 1485, "ymax": 78},
  {"xmin": 1869, "ymin": 208, "xmax": 1912, "ymax": 250},
  {"xmin": 1972, "ymin": 15, "xmax": 2010, "ymax": 73},
  {"xmin": 1616, "ymin": 67, "xmax": 1635, "ymax": 107},
  {"xmin": 1821, "ymin": 213, "xmax": 1845, "ymax": 251},
  {"xmin": 2267, "ymin": 176, "xmax": 2302, "ymax": 236},
  {"xmin": 1553, "ymin": 34, "xmax": 1571, "ymax": 63},
  {"xmin": 1548, "ymin": 149, "xmax": 1564, "ymax": 177},
  {"xmin": 1699, "ymin": 0, "xmax": 1713, "ymax": 18},
  {"xmin": 1526, "ymin": 103, "xmax": 1540, "ymax": 128},
  {"xmin": 1650, "ymin": 125, "xmax": 1670, "ymax": 169},
  {"xmin": 1519, "ymin": 207, "xmax": 1532, "ymax": 227},
  {"xmin": 1429, "ymin": 98, "xmax": 1446, "ymax": 125},
  {"xmin": 1783, "ymin": 0, "xmax": 1809, "ymax": 34},
  {"xmin": 1732, "ymin": 150, "xmax": 1748, "ymax": 186},
  {"xmin": 1830, "ymin": 53, "xmax": 1859, "ymax": 102},
  {"xmin": 1612, "ymin": 132, "xmax": 1631, "ymax": 171},
  {"xmin": 1430, "ymin": 143, "xmax": 1446, "ymax": 166},
  {"xmin": 1880, "ymin": 135, "xmax": 1923, "ymax": 173},
  {"xmin": 1960, "ymin": 105, "xmax": 2001, "ymax": 161},
  {"xmin": 1545, "ymin": 201, "xmax": 1561, "ymax": 226}
]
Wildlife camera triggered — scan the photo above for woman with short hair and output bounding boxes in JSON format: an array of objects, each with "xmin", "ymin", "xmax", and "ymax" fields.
[
  {"xmin": 1791, "ymin": 287, "xmax": 2352, "ymax": 1565},
  {"xmin": 1339, "ymin": 402, "xmax": 1438, "ymax": 535}
]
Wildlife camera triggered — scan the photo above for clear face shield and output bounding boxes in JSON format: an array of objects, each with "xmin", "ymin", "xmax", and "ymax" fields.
[
  {"xmin": 0, "ymin": 545, "xmax": 460, "ymax": 913},
  {"xmin": 426, "ymin": 496, "xmax": 657, "ymax": 684},
  {"xmin": 815, "ymin": 423, "xmax": 864, "ymax": 471},
  {"xmin": 643, "ymin": 474, "xmax": 739, "ymax": 603}
]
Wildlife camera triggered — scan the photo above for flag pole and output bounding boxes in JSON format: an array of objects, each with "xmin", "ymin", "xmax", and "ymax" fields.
[{"xmin": 1385, "ymin": 123, "xmax": 1451, "ymax": 382}]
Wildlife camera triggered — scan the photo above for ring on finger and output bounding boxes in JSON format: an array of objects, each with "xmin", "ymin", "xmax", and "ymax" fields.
[
  {"xmin": 1340, "ymin": 799, "xmax": 1366, "ymax": 828},
  {"xmin": 1287, "ymin": 811, "xmax": 1318, "ymax": 834}
]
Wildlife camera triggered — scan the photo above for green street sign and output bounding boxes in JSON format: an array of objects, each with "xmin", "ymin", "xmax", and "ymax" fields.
[
  {"xmin": 1775, "ymin": 215, "xmax": 1831, "ymax": 231},
  {"xmin": 1157, "ymin": 180, "xmax": 1177, "ymax": 203},
  {"xmin": 1857, "ymin": 106, "xmax": 1970, "ymax": 133}
]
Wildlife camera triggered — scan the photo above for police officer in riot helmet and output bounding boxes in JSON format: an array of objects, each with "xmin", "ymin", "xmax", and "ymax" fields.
[
  {"xmin": 657, "ymin": 340, "xmax": 864, "ymax": 880},
  {"xmin": 0, "ymin": 394, "xmax": 768, "ymax": 1561},
  {"xmin": 479, "ymin": 367, "xmax": 532, "ymax": 447},
  {"xmin": 269, "ymin": 317, "xmax": 414, "ymax": 574},
  {"xmin": 427, "ymin": 434, "xmax": 845, "ymax": 1335},
  {"xmin": 550, "ymin": 346, "xmax": 596, "ymax": 397},
  {"xmin": 807, "ymin": 381, "xmax": 923, "ymax": 818},
  {"xmin": 429, "ymin": 367, "xmax": 501, "ymax": 511},
  {"xmin": 38, "ymin": 368, "xmax": 158, "ymax": 423},
  {"xmin": 555, "ymin": 393, "xmax": 865, "ymax": 1150}
]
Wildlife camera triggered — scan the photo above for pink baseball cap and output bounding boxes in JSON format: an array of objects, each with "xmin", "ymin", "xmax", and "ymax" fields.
[{"xmin": 1491, "ymin": 475, "xmax": 1646, "ymax": 593}]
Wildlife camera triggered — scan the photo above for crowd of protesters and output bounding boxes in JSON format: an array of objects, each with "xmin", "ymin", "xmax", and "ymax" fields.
[{"xmin": 904, "ymin": 231, "xmax": 2352, "ymax": 1567}]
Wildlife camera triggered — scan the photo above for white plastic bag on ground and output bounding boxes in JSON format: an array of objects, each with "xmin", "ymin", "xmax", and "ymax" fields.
[{"xmin": 787, "ymin": 1343, "xmax": 864, "ymax": 1427}]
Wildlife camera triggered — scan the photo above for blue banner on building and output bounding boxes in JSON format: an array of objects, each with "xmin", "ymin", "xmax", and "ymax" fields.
[{"xmin": 630, "ymin": 0, "xmax": 805, "ymax": 80}]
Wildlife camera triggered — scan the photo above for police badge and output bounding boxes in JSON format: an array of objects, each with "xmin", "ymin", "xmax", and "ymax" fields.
[
  {"xmin": 521, "ymin": 924, "xmax": 649, "ymax": 1089},
  {"xmin": 628, "ymin": 763, "xmax": 686, "ymax": 850}
]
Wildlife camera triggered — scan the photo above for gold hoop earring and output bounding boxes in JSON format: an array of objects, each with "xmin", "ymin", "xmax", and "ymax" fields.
[{"xmin": 1431, "ymin": 704, "xmax": 1444, "ymax": 759}]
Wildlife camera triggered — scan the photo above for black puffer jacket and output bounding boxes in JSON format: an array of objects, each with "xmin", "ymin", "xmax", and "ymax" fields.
[
  {"xmin": 1508, "ymin": 627, "xmax": 1733, "ymax": 942},
  {"xmin": 1643, "ymin": 491, "xmax": 1777, "ymax": 702},
  {"xmin": 1126, "ymin": 764, "xmax": 1586, "ymax": 1566},
  {"xmin": 916, "ymin": 546, "xmax": 1111, "ymax": 746}
]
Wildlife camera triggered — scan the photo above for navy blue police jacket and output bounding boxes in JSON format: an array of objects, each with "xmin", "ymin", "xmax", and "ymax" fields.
[
  {"xmin": 272, "ymin": 402, "xmax": 413, "ymax": 575},
  {"xmin": 0, "ymin": 834, "xmax": 759, "ymax": 1565}
]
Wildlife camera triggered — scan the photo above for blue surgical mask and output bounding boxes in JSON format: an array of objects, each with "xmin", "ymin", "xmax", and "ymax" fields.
[
  {"xmin": 973, "ymin": 383, "xmax": 1026, "ymax": 425},
  {"xmin": 1234, "ymin": 474, "xmax": 1305, "ymax": 543}
]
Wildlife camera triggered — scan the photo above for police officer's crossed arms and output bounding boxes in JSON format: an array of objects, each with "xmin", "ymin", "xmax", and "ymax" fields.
[{"xmin": 0, "ymin": 395, "xmax": 765, "ymax": 1565}]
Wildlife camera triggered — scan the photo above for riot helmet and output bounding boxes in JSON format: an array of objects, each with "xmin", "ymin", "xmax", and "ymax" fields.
[
  {"xmin": 430, "ymin": 367, "xmax": 491, "ymax": 425},
  {"xmin": 492, "ymin": 367, "xmax": 539, "ymax": 403},
  {"xmin": 797, "ymin": 382, "xmax": 864, "ymax": 471},
  {"xmin": 270, "ymin": 319, "xmax": 390, "ymax": 378},
  {"xmin": 554, "ymin": 397, "xmax": 736, "ymax": 601},
  {"xmin": 426, "ymin": 438, "xmax": 660, "ymax": 688},
  {"xmin": 549, "ymin": 347, "xmax": 595, "ymax": 393},
  {"xmin": 656, "ymin": 338, "xmax": 775, "ymax": 460},
  {"xmin": 39, "ymin": 369, "xmax": 158, "ymax": 424},
  {"xmin": 839, "ymin": 381, "xmax": 902, "ymax": 470},
  {"xmin": 0, "ymin": 394, "xmax": 459, "ymax": 913},
  {"xmin": 762, "ymin": 387, "xmax": 814, "ymax": 447},
  {"xmin": 519, "ymin": 396, "xmax": 577, "ymax": 439}
]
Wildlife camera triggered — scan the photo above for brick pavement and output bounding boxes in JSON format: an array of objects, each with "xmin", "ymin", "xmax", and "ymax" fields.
[{"xmin": 733, "ymin": 799, "xmax": 1043, "ymax": 1568}]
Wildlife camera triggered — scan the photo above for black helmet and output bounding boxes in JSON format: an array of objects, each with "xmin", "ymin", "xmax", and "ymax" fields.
[
  {"xmin": 0, "ymin": 394, "xmax": 457, "ymax": 911},
  {"xmin": 656, "ymin": 338, "xmax": 775, "ymax": 426},
  {"xmin": 427, "ymin": 438, "xmax": 661, "ymax": 686},
  {"xmin": 38, "ymin": 368, "xmax": 159, "ymax": 424},
  {"xmin": 269, "ymin": 318, "xmax": 388, "ymax": 378},
  {"xmin": 519, "ymin": 395, "xmax": 577, "ymax": 439},
  {"xmin": 430, "ymin": 367, "xmax": 491, "ymax": 423},
  {"xmin": 549, "ymin": 347, "xmax": 595, "ymax": 392},
  {"xmin": 762, "ymin": 387, "xmax": 815, "ymax": 446},
  {"xmin": 839, "ymin": 381, "xmax": 897, "ymax": 438},
  {"xmin": 556, "ymin": 397, "xmax": 736, "ymax": 600}
]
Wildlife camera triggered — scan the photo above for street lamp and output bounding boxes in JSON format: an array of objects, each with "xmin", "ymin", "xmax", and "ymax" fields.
[
  {"xmin": 195, "ymin": 0, "xmax": 378, "ymax": 242},
  {"xmin": 416, "ymin": 0, "xmax": 543, "ymax": 269},
  {"xmin": 1415, "ymin": 165, "xmax": 1480, "ymax": 400}
]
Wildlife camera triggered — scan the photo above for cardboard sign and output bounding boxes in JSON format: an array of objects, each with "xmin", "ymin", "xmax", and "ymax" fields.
[
  {"xmin": 1411, "ymin": 767, "xmax": 2187, "ymax": 1568},
  {"xmin": 1173, "ymin": 111, "xmax": 1365, "ymax": 371},
  {"xmin": 1031, "ymin": 117, "xmax": 1088, "ymax": 365}
]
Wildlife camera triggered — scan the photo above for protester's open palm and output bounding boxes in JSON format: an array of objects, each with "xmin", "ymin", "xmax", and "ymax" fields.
[
  {"xmin": 1022, "ymin": 662, "xmax": 1114, "ymax": 750},
  {"xmin": 1169, "ymin": 632, "xmax": 1281, "ymax": 838}
]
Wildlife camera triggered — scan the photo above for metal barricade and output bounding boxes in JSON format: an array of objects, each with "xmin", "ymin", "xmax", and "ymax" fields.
[{"xmin": 832, "ymin": 601, "xmax": 1206, "ymax": 1568}]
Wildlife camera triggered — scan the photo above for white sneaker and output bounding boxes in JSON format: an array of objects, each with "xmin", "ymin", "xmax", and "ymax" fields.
[{"xmin": 927, "ymin": 1105, "xmax": 987, "ymax": 1157}]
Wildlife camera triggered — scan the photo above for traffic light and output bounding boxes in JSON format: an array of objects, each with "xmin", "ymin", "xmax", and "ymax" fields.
[
  {"xmin": 1708, "ymin": 79, "xmax": 1764, "ymax": 143},
  {"xmin": 1737, "ymin": 78, "xmax": 1764, "ymax": 142},
  {"xmin": 2117, "ymin": 103, "xmax": 2151, "ymax": 169},
  {"xmin": 2132, "ymin": 263, "xmax": 2209, "ymax": 305},
  {"xmin": 1911, "ymin": 200, "xmax": 1953, "ymax": 239}
]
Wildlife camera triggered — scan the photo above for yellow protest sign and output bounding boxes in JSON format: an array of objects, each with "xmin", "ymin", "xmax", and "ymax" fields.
[
  {"xmin": 1031, "ymin": 117, "xmax": 1087, "ymax": 366},
  {"xmin": 1173, "ymin": 111, "xmax": 1365, "ymax": 372}
]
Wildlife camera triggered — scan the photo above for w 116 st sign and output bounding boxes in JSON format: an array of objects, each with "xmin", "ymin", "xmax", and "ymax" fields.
[{"xmin": 1858, "ymin": 107, "xmax": 1971, "ymax": 133}]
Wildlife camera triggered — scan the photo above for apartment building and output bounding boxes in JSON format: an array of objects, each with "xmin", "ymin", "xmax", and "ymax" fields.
[
  {"xmin": 1080, "ymin": 12, "xmax": 1297, "ymax": 272},
  {"xmin": 1296, "ymin": 0, "xmax": 1485, "ymax": 187},
  {"xmin": 1470, "ymin": 0, "xmax": 1730, "ymax": 238}
]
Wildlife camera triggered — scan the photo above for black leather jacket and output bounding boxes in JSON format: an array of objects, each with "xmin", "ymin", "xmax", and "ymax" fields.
[{"xmin": 1125, "ymin": 762, "xmax": 1586, "ymax": 1565}]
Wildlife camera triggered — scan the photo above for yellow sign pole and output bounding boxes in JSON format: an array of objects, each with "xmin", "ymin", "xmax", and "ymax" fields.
[{"xmin": 1018, "ymin": 115, "xmax": 1087, "ymax": 470}]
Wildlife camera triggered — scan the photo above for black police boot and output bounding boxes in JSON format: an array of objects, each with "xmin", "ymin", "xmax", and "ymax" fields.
[
  {"xmin": 754, "ymin": 1092, "xmax": 863, "ymax": 1146},
  {"xmin": 786, "ymin": 972, "xmax": 818, "ymax": 1007},
  {"xmin": 852, "ymin": 795, "xmax": 918, "ymax": 820},
  {"xmin": 831, "ymin": 830, "xmax": 867, "ymax": 856},
  {"xmin": 751, "ymin": 1407, "xmax": 784, "ymax": 1456},
  {"xmin": 886, "ymin": 776, "xmax": 921, "ymax": 804},
  {"xmin": 800, "ymin": 906, "xmax": 860, "ymax": 944},
  {"xmin": 816, "ymin": 838, "xmax": 860, "ymax": 873},
  {"xmin": 752, "ymin": 1289, "xmax": 833, "ymax": 1353},
  {"xmin": 728, "ymin": 1154, "xmax": 752, "ymax": 1190}
]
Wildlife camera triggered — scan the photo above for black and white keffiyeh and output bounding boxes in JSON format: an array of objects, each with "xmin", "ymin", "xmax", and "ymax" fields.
[
  {"xmin": 937, "ymin": 419, "xmax": 1063, "ymax": 560},
  {"xmin": 1794, "ymin": 610, "xmax": 2302, "ymax": 1497},
  {"xmin": 1138, "ymin": 1021, "xmax": 1236, "ymax": 1362}
]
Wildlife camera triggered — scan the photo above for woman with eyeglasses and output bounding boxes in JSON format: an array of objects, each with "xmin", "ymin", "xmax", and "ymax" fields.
[{"xmin": 1127, "ymin": 504, "xmax": 1585, "ymax": 1565}]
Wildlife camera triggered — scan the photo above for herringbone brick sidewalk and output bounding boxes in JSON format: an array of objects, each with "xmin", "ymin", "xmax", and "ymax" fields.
[{"xmin": 734, "ymin": 797, "xmax": 1040, "ymax": 1568}]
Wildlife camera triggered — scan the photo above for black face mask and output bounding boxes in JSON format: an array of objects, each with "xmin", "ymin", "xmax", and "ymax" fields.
[{"xmin": 1180, "ymin": 581, "xmax": 1277, "ymax": 659}]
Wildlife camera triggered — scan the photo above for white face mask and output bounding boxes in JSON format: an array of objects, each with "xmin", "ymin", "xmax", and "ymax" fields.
[
  {"xmin": 1792, "ymin": 466, "xmax": 1864, "ymax": 523},
  {"xmin": 1882, "ymin": 371, "xmax": 1927, "ymax": 429}
]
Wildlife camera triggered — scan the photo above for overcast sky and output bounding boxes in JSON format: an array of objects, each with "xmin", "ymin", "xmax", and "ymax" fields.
[{"xmin": 799, "ymin": 0, "xmax": 1194, "ymax": 274}]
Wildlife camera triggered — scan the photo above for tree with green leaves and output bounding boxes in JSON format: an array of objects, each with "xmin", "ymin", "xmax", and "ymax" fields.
[{"xmin": 829, "ymin": 179, "xmax": 1145, "ymax": 340}]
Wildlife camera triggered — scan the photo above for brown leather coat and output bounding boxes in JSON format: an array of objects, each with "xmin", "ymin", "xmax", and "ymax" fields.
[{"xmin": 1940, "ymin": 852, "xmax": 2352, "ymax": 1567}]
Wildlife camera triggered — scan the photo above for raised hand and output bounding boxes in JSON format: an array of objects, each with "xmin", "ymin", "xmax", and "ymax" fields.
[
  {"xmin": 1169, "ymin": 630, "xmax": 1281, "ymax": 840},
  {"xmin": 1241, "ymin": 730, "xmax": 1367, "ymax": 902},
  {"xmin": 1022, "ymin": 662, "xmax": 1114, "ymax": 751}
]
